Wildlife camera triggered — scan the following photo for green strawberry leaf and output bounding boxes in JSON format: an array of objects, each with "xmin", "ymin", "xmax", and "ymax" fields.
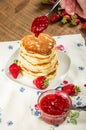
[
  {"xmin": 14, "ymin": 59, "xmax": 19, "ymax": 64},
  {"xmin": 43, "ymin": 78, "xmax": 49, "ymax": 87},
  {"xmin": 70, "ymin": 19, "xmax": 77, "ymax": 26},
  {"xmin": 75, "ymin": 86, "xmax": 81, "ymax": 93},
  {"xmin": 61, "ymin": 17, "xmax": 67, "ymax": 24}
]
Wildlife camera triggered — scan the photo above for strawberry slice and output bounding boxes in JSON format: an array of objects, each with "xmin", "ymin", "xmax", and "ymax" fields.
[
  {"xmin": 62, "ymin": 84, "xmax": 80, "ymax": 96},
  {"xmin": 9, "ymin": 63, "xmax": 21, "ymax": 79},
  {"xmin": 33, "ymin": 76, "xmax": 49, "ymax": 90}
]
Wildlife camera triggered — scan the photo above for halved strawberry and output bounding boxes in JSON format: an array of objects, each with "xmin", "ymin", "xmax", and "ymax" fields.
[
  {"xmin": 33, "ymin": 76, "xmax": 49, "ymax": 90},
  {"xmin": 62, "ymin": 84, "xmax": 80, "ymax": 96},
  {"xmin": 9, "ymin": 63, "xmax": 21, "ymax": 79}
]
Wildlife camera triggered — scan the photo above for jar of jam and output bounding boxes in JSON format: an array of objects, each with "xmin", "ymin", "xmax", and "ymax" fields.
[{"xmin": 38, "ymin": 89, "xmax": 72, "ymax": 125}]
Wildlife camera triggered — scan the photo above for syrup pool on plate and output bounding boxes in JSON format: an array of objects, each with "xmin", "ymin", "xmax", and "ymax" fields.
[
  {"xmin": 38, "ymin": 89, "xmax": 72, "ymax": 125},
  {"xmin": 31, "ymin": 16, "xmax": 49, "ymax": 37}
]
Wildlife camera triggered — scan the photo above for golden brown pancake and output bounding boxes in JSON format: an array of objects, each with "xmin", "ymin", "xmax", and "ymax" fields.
[{"xmin": 19, "ymin": 33, "xmax": 59, "ymax": 79}]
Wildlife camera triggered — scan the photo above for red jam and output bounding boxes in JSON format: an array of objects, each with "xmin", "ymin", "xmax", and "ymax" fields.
[
  {"xmin": 31, "ymin": 16, "xmax": 49, "ymax": 37},
  {"xmin": 39, "ymin": 93, "xmax": 70, "ymax": 115},
  {"xmin": 38, "ymin": 90, "xmax": 72, "ymax": 125}
]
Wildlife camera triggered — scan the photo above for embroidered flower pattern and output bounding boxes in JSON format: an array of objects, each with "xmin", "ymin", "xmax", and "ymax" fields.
[
  {"xmin": 7, "ymin": 121, "xmax": 13, "ymax": 126},
  {"xmin": 77, "ymin": 43, "xmax": 83, "ymax": 47},
  {"xmin": 8, "ymin": 45, "xmax": 13, "ymax": 50},
  {"xmin": 19, "ymin": 87, "xmax": 25, "ymax": 92},
  {"xmin": 78, "ymin": 66, "xmax": 85, "ymax": 71},
  {"xmin": 84, "ymin": 84, "xmax": 86, "ymax": 87},
  {"xmin": 56, "ymin": 44, "xmax": 65, "ymax": 51}
]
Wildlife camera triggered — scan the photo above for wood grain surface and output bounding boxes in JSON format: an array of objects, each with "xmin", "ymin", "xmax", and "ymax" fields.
[{"xmin": 0, "ymin": 0, "xmax": 86, "ymax": 43}]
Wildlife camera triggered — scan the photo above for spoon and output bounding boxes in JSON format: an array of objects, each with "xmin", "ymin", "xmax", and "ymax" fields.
[
  {"xmin": 46, "ymin": 0, "xmax": 61, "ymax": 16},
  {"xmin": 66, "ymin": 105, "xmax": 86, "ymax": 111},
  {"xmin": 31, "ymin": 0, "xmax": 61, "ymax": 36}
]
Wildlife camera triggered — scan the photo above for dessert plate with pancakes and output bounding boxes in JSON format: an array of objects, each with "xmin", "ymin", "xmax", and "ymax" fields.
[
  {"xmin": 5, "ymin": 49, "xmax": 71, "ymax": 90},
  {"xmin": 5, "ymin": 33, "xmax": 71, "ymax": 90}
]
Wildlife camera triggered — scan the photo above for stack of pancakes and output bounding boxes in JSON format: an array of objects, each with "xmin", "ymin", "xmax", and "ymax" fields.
[{"xmin": 19, "ymin": 33, "xmax": 59, "ymax": 79}]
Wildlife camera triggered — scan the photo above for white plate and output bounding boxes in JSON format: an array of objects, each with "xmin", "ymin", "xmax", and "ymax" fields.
[{"xmin": 5, "ymin": 48, "xmax": 71, "ymax": 90}]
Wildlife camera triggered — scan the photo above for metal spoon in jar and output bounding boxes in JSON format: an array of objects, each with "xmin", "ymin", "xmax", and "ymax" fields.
[{"xmin": 65, "ymin": 105, "xmax": 86, "ymax": 111}]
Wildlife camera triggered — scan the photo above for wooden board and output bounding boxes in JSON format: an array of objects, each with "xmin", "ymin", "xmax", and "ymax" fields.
[{"xmin": 0, "ymin": 0, "xmax": 86, "ymax": 43}]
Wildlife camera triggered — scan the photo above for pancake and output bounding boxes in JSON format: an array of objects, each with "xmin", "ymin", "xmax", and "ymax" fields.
[{"xmin": 19, "ymin": 33, "xmax": 59, "ymax": 79}]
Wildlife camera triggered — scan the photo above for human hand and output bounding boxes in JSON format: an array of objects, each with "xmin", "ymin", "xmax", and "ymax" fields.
[{"xmin": 60, "ymin": 0, "xmax": 86, "ymax": 19}]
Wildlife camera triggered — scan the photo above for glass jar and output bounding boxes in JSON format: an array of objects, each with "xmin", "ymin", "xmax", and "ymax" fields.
[{"xmin": 38, "ymin": 89, "xmax": 72, "ymax": 125}]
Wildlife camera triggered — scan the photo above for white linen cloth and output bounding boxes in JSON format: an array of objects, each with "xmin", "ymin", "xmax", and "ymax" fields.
[{"xmin": 0, "ymin": 34, "xmax": 86, "ymax": 130}]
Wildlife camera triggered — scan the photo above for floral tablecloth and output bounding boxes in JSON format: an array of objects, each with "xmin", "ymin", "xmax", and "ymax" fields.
[{"xmin": 0, "ymin": 34, "xmax": 86, "ymax": 130}]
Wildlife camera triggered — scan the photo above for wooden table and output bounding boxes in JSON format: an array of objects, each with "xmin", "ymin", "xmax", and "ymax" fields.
[{"xmin": 0, "ymin": 0, "xmax": 86, "ymax": 43}]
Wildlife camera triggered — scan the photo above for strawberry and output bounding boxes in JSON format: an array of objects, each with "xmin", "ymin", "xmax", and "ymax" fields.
[
  {"xmin": 81, "ymin": 23, "xmax": 86, "ymax": 29},
  {"xmin": 62, "ymin": 84, "xmax": 80, "ymax": 96},
  {"xmin": 50, "ymin": 13, "xmax": 60, "ymax": 22},
  {"xmin": 61, "ymin": 14, "xmax": 71, "ymax": 24},
  {"xmin": 9, "ymin": 63, "xmax": 21, "ymax": 79},
  {"xmin": 70, "ymin": 18, "xmax": 81, "ymax": 26},
  {"xmin": 61, "ymin": 10, "xmax": 68, "ymax": 16},
  {"xmin": 33, "ymin": 76, "xmax": 49, "ymax": 90}
]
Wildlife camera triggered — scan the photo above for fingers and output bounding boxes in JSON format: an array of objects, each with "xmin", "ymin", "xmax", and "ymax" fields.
[
  {"xmin": 60, "ymin": 0, "xmax": 76, "ymax": 15},
  {"xmin": 75, "ymin": 0, "xmax": 86, "ymax": 18},
  {"xmin": 75, "ymin": 5, "xmax": 85, "ymax": 18},
  {"xmin": 60, "ymin": 0, "xmax": 86, "ymax": 18}
]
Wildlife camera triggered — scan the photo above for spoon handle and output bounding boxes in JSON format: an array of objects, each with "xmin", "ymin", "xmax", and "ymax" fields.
[
  {"xmin": 46, "ymin": 0, "xmax": 61, "ymax": 16},
  {"xmin": 70, "ymin": 106, "xmax": 86, "ymax": 111}
]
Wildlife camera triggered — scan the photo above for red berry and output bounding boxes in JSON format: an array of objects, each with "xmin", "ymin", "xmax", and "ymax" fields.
[
  {"xmin": 61, "ymin": 14, "xmax": 71, "ymax": 24},
  {"xmin": 65, "ymin": 15, "xmax": 71, "ymax": 21},
  {"xmin": 81, "ymin": 23, "xmax": 86, "ymax": 29},
  {"xmin": 33, "ymin": 76, "xmax": 49, "ymax": 90},
  {"xmin": 61, "ymin": 10, "xmax": 68, "ymax": 16},
  {"xmin": 70, "ymin": 18, "xmax": 80, "ymax": 25},
  {"xmin": 9, "ymin": 63, "xmax": 21, "ymax": 79},
  {"xmin": 62, "ymin": 84, "xmax": 80, "ymax": 96},
  {"xmin": 75, "ymin": 19, "xmax": 81, "ymax": 24},
  {"xmin": 50, "ymin": 13, "xmax": 60, "ymax": 22}
]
